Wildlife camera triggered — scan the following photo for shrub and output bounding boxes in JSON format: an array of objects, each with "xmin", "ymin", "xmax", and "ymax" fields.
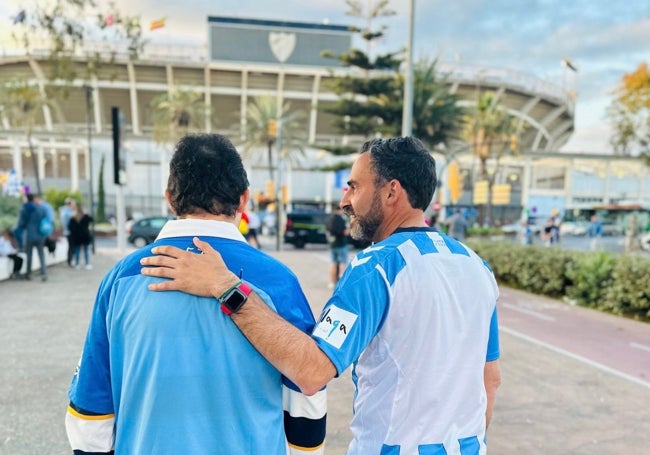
[{"xmin": 565, "ymin": 251, "xmax": 616, "ymax": 308}]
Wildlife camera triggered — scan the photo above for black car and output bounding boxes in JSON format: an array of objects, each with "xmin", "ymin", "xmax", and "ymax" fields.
[
  {"xmin": 283, "ymin": 212, "xmax": 329, "ymax": 249},
  {"xmin": 283, "ymin": 211, "xmax": 370, "ymax": 249},
  {"xmin": 127, "ymin": 216, "xmax": 172, "ymax": 248}
]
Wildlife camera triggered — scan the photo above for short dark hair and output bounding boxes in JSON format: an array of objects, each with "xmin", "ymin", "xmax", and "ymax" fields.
[
  {"xmin": 27, "ymin": 194, "xmax": 35, "ymax": 202},
  {"xmin": 360, "ymin": 137, "xmax": 437, "ymax": 211},
  {"xmin": 167, "ymin": 134, "xmax": 249, "ymax": 217}
]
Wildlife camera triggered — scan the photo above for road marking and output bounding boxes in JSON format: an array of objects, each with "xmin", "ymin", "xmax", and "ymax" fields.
[
  {"xmin": 501, "ymin": 325, "xmax": 650, "ymax": 390},
  {"xmin": 630, "ymin": 342, "xmax": 650, "ymax": 354},
  {"xmin": 502, "ymin": 302, "xmax": 555, "ymax": 321}
]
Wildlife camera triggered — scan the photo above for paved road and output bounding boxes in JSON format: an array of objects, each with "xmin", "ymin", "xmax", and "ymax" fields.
[{"xmin": 1, "ymin": 239, "xmax": 649, "ymax": 454}]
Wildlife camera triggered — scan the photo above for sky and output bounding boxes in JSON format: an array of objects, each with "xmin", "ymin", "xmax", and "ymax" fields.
[{"xmin": 1, "ymin": 0, "xmax": 649, "ymax": 153}]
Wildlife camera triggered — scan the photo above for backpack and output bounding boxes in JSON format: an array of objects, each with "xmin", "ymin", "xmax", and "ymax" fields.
[{"xmin": 39, "ymin": 215, "xmax": 54, "ymax": 237}]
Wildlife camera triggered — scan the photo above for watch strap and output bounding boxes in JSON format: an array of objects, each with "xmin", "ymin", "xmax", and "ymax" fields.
[{"xmin": 219, "ymin": 280, "xmax": 252, "ymax": 315}]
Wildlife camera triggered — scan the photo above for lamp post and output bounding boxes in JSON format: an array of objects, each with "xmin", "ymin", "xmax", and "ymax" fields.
[
  {"xmin": 83, "ymin": 84, "xmax": 96, "ymax": 253},
  {"xmin": 401, "ymin": 0, "xmax": 415, "ymax": 137}
]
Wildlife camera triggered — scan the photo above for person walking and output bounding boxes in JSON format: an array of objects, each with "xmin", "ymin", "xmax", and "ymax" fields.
[
  {"xmin": 141, "ymin": 136, "xmax": 501, "ymax": 455},
  {"xmin": 245, "ymin": 209, "xmax": 262, "ymax": 249},
  {"xmin": 587, "ymin": 214, "xmax": 603, "ymax": 251},
  {"xmin": 17, "ymin": 193, "xmax": 48, "ymax": 281},
  {"xmin": 69, "ymin": 205, "xmax": 93, "ymax": 270},
  {"xmin": 59, "ymin": 198, "xmax": 76, "ymax": 266},
  {"xmin": 447, "ymin": 208, "xmax": 468, "ymax": 240},
  {"xmin": 325, "ymin": 206, "xmax": 349, "ymax": 289},
  {"xmin": 66, "ymin": 134, "xmax": 326, "ymax": 454}
]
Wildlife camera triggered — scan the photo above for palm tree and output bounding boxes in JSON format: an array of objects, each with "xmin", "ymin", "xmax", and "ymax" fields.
[
  {"xmin": 150, "ymin": 88, "xmax": 206, "ymax": 146},
  {"xmin": 0, "ymin": 79, "xmax": 52, "ymax": 195},
  {"xmin": 239, "ymin": 95, "xmax": 306, "ymax": 184},
  {"xmin": 411, "ymin": 59, "xmax": 466, "ymax": 150},
  {"xmin": 462, "ymin": 92, "xmax": 520, "ymax": 224}
]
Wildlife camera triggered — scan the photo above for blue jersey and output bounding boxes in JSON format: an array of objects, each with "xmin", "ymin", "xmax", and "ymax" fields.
[
  {"xmin": 66, "ymin": 220, "xmax": 326, "ymax": 454},
  {"xmin": 312, "ymin": 228, "xmax": 499, "ymax": 455}
]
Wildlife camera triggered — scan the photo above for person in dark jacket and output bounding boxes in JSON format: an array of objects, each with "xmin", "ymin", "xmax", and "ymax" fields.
[
  {"xmin": 17, "ymin": 194, "xmax": 48, "ymax": 281},
  {"xmin": 69, "ymin": 205, "xmax": 93, "ymax": 270}
]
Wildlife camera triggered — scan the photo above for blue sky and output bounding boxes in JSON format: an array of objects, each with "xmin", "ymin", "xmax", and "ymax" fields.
[{"xmin": 2, "ymin": 0, "xmax": 649, "ymax": 153}]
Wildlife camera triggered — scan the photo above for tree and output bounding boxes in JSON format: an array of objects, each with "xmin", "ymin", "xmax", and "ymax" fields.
[
  {"xmin": 150, "ymin": 88, "xmax": 206, "ymax": 147},
  {"xmin": 410, "ymin": 59, "xmax": 466, "ymax": 150},
  {"xmin": 462, "ymin": 92, "xmax": 520, "ymax": 224},
  {"xmin": 11, "ymin": 1, "xmax": 146, "ymax": 84},
  {"xmin": 321, "ymin": 0, "xmax": 402, "ymax": 150},
  {"xmin": 239, "ymin": 95, "xmax": 307, "ymax": 183},
  {"xmin": 607, "ymin": 62, "xmax": 650, "ymax": 156},
  {"xmin": 0, "ymin": 80, "xmax": 53, "ymax": 195}
]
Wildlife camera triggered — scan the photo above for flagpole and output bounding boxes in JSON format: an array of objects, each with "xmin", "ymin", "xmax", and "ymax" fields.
[{"xmin": 401, "ymin": 0, "xmax": 415, "ymax": 137}]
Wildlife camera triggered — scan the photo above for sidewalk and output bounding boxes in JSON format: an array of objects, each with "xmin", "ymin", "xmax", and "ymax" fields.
[{"xmin": 1, "ymin": 245, "xmax": 649, "ymax": 454}]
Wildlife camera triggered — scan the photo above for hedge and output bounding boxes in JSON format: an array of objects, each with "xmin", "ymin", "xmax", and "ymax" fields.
[{"xmin": 467, "ymin": 240, "xmax": 650, "ymax": 321}]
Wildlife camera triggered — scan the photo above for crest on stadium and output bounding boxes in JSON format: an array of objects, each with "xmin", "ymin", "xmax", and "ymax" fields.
[{"xmin": 268, "ymin": 32, "xmax": 296, "ymax": 63}]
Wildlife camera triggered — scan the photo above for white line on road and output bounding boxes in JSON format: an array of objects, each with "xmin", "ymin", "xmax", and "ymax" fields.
[
  {"xmin": 502, "ymin": 302, "xmax": 556, "ymax": 321},
  {"xmin": 630, "ymin": 342, "xmax": 650, "ymax": 354},
  {"xmin": 501, "ymin": 325, "xmax": 650, "ymax": 390}
]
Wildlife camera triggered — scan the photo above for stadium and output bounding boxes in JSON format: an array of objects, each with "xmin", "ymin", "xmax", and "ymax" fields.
[{"xmin": 0, "ymin": 15, "xmax": 647, "ymax": 225}]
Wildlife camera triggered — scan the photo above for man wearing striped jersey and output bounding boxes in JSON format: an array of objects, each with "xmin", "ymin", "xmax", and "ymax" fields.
[
  {"xmin": 143, "ymin": 136, "xmax": 501, "ymax": 455},
  {"xmin": 65, "ymin": 134, "xmax": 326, "ymax": 454}
]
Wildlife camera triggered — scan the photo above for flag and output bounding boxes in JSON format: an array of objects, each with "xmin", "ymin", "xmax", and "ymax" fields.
[
  {"xmin": 13, "ymin": 9, "xmax": 26, "ymax": 24},
  {"xmin": 105, "ymin": 13, "xmax": 115, "ymax": 27},
  {"xmin": 149, "ymin": 17, "xmax": 166, "ymax": 31}
]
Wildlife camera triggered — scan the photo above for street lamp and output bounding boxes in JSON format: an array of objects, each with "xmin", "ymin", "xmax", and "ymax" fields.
[
  {"xmin": 83, "ymin": 84, "xmax": 96, "ymax": 253},
  {"xmin": 401, "ymin": 0, "xmax": 415, "ymax": 137}
]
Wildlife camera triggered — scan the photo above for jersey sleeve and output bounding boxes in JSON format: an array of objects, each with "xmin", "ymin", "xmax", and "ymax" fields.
[
  {"xmin": 66, "ymin": 268, "xmax": 119, "ymax": 454},
  {"xmin": 311, "ymin": 257, "xmax": 391, "ymax": 375}
]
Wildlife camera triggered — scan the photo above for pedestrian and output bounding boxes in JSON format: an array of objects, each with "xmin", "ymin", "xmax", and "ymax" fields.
[
  {"xmin": 59, "ymin": 197, "xmax": 76, "ymax": 266},
  {"xmin": 325, "ymin": 206, "xmax": 349, "ymax": 289},
  {"xmin": 68, "ymin": 205, "xmax": 93, "ymax": 270},
  {"xmin": 65, "ymin": 134, "xmax": 326, "ymax": 454},
  {"xmin": 521, "ymin": 220, "xmax": 533, "ymax": 245},
  {"xmin": 541, "ymin": 218, "xmax": 558, "ymax": 247},
  {"xmin": 17, "ymin": 193, "xmax": 48, "ymax": 281},
  {"xmin": 447, "ymin": 208, "xmax": 468, "ymax": 240},
  {"xmin": 141, "ymin": 136, "xmax": 501, "ymax": 455},
  {"xmin": 587, "ymin": 214, "xmax": 603, "ymax": 251},
  {"xmin": 0, "ymin": 229, "xmax": 23, "ymax": 278},
  {"xmin": 245, "ymin": 208, "xmax": 261, "ymax": 249}
]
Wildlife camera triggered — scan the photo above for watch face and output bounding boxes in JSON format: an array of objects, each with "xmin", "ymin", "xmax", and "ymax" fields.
[{"xmin": 225, "ymin": 289, "xmax": 247, "ymax": 309}]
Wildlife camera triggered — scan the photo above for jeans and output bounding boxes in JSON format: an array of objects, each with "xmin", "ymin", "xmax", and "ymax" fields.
[
  {"xmin": 25, "ymin": 238, "xmax": 46, "ymax": 277},
  {"xmin": 74, "ymin": 244, "xmax": 90, "ymax": 266}
]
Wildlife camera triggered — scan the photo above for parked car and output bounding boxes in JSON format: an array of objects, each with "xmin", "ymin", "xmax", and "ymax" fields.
[
  {"xmin": 127, "ymin": 215, "xmax": 173, "ymax": 248},
  {"xmin": 283, "ymin": 211, "xmax": 369, "ymax": 249}
]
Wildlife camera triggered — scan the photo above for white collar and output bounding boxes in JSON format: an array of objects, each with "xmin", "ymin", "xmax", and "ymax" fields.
[{"xmin": 156, "ymin": 218, "xmax": 246, "ymax": 243}]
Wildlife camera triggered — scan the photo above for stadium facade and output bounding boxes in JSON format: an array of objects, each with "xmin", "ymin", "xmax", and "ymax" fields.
[{"xmin": 0, "ymin": 16, "xmax": 647, "ymax": 223}]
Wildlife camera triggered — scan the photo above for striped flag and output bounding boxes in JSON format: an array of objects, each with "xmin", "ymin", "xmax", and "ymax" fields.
[{"xmin": 149, "ymin": 17, "xmax": 166, "ymax": 31}]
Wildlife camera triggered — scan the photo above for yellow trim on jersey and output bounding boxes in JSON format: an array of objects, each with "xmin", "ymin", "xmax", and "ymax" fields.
[
  {"xmin": 287, "ymin": 441, "xmax": 325, "ymax": 451},
  {"xmin": 67, "ymin": 406, "xmax": 115, "ymax": 421}
]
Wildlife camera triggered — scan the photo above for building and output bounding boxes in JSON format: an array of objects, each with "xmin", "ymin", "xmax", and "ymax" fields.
[{"xmin": 1, "ymin": 15, "xmax": 646, "ymax": 222}]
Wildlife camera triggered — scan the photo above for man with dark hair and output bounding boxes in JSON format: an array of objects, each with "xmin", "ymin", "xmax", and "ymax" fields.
[
  {"xmin": 66, "ymin": 134, "xmax": 326, "ymax": 454},
  {"xmin": 142, "ymin": 136, "xmax": 501, "ymax": 455},
  {"xmin": 17, "ymin": 193, "xmax": 48, "ymax": 281}
]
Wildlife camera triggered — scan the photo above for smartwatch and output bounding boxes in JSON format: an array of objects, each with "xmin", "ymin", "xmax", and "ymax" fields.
[{"xmin": 218, "ymin": 281, "xmax": 252, "ymax": 315}]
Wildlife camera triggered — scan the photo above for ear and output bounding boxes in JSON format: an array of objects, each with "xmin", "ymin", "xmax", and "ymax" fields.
[
  {"xmin": 237, "ymin": 188, "xmax": 251, "ymax": 214},
  {"xmin": 384, "ymin": 180, "xmax": 401, "ymax": 205},
  {"xmin": 164, "ymin": 189, "xmax": 176, "ymax": 215}
]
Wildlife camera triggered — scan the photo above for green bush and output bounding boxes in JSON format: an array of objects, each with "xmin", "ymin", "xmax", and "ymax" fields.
[
  {"xmin": 0, "ymin": 194, "xmax": 22, "ymax": 231},
  {"xmin": 604, "ymin": 256, "xmax": 650, "ymax": 319},
  {"xmin": 467, "ymin": 239, "xmax": 650, "ymax": 321},
  {"xmin": 565, "ymin": 252, "xmax": 615, "ymax": 308}
]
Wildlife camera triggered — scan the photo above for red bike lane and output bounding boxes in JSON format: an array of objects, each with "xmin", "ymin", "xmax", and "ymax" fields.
[{"xmin": 497, "ymin": 286, "xmax": 650, "ymax": 388}]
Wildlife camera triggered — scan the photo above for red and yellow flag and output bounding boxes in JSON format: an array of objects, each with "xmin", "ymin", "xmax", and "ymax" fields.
[{"xmin": 149, "ymin": 17, "xmax": 166, "ymax": 31}]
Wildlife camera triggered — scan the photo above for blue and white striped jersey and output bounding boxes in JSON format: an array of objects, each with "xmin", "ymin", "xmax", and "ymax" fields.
[{"xmin": 313, "ymin": 227, "xmax": 499, "ymax": 455}]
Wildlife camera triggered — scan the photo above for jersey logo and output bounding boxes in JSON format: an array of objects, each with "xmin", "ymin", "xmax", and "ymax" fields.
[{"xmin": 313, "ymin": 304, "xmax": 358, "ymax": 349}]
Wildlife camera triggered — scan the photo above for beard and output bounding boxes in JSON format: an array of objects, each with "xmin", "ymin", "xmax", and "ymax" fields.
[{"xmin": 346, "ymin": 192, "xmax": 384, "ymax": 243}]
